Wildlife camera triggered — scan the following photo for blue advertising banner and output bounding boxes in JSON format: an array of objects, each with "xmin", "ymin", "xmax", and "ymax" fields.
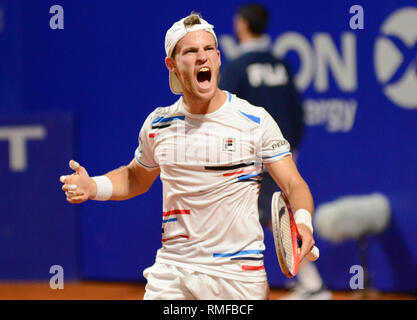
[
  {"xmin": 0, "ymin": 114, "xmax": 78, "ymax": 280},
  {"xmin": 0, "ymin": 0, "xmax": 416, "ymax": 293},
  {"xmin": 0, "ymin": 0, "xmax": 23, "ymax": 113}
]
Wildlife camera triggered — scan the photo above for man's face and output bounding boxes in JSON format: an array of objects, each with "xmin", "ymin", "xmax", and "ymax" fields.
[{"xmin": 167, "ymin": 30, "xmax": 221, "ymax": 100}]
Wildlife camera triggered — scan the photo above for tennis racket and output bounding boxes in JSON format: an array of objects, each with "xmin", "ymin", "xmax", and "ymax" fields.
[{"xmin": 271, "ymin": 191, "xmax": 319, "ymax": 278}]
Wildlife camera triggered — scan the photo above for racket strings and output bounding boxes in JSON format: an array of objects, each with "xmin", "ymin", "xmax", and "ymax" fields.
[{"xmin": 279, "ymin": 211, "xmax": 294, "ymax": 270}]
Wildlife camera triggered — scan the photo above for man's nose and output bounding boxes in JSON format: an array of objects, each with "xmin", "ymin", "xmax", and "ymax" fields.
[{"xmin": 196, "ymin": 48, "xmax": 208, "ymax": 61}]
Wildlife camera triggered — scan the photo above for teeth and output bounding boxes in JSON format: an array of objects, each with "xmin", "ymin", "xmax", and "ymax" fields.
[{"xmin": 199, "ymin": 67, "xmax": 209, "ymax": 72}]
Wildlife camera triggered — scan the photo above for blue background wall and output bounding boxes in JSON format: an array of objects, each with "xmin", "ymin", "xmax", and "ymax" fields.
[{"xmin": 1, "ymin": 0, "xmax": 416, "ymax": 292}]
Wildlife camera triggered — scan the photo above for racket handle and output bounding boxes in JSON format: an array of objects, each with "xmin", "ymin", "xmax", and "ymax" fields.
[{"xmin": 306, "ymin": 246, "xmax": 320, "ymax": 261}]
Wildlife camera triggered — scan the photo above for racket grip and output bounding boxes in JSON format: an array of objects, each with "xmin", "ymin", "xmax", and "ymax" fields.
[{"xmin": 306, "ymin": 246, "xmax": 320, "ymax": 261}]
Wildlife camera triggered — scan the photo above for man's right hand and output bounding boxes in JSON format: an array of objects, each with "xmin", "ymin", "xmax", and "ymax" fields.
[{"xmin": 60, "ymin": 160, "xmax": 97, "ymax": 204}]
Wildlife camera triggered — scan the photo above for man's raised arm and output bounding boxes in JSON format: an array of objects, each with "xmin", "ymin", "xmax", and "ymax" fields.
[{"xmin": 60, "ymin": 159, "xmax": 160, "ymax": 204}]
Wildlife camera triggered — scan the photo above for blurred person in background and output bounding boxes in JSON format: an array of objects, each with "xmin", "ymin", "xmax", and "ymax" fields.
[{"xmin": 219, "ymin": 3, "xmax": 331, "ymax": 300}]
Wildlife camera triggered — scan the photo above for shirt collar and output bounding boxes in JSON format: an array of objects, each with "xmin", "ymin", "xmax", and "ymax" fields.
[{"xmin": 238, "ymin": 35, "xmax": 271, "ymax": 55}]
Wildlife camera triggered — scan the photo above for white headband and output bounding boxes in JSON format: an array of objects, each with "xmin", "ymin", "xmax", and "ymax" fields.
[{"xmin": 165, "ymin": 15, "xmax": 218, "ymax": 94}]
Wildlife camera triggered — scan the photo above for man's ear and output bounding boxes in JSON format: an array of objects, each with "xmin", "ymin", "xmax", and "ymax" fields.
[{"xmin": 165, "ymin": 57, "xmax": 176, "ymax": 72}]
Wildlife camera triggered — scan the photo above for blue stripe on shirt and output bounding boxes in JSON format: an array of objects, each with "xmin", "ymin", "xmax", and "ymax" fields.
[
  {"xmin": 262, "ymin": 151, "xmax": 290, "ymax": 159},
  {"xmin": 237, "ymin": 172, "xmax": 262, "ymax": 181},
  {"xmin": 239, "ymin": 110, "xmax": 260, "ymax": 124},
  {"xmin": 213, "ymin": 250, "xmax": 264, "ymax": 258},
  {"xmin": 152, "ymin": 115, "xmax": 185, "ymax": 125}
]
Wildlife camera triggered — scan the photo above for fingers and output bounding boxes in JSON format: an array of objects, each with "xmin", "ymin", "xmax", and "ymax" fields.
[
  {"xmin": 60, "ymin": 177, "xmax": 85, "ymax": 202},
  {"xmin": 69, "ymin": 160, "xmax": 88, "ymax": 176},
  {"xmin": 65, "ymin": 190, "xmax": 85, "ymax": 197},
  {"xmin": 306, "ymin": 246, "xmax": 320, "ymax": 261},
  {"xmin": 66, "ymin": 195, "xmax": 88, "ymax": 204},
  {"xmin": 297, "ymin": 224, "xmax": 315, "ymax": 261},
  {"xmin": 62, "ymin": 183, "xmax": 87, "ymax": 201},
  {"xmin": 66, "ymin": 184, "xmax": 77, "ymax": 191},
  {"xmin": 59, "ymin": 160, "xmax": 89, "ymax": 204},
  {"xmin": 60, "ymin": 160, "xmax": 87, "ymax": 185},
  {"xmin": 300, "ymin": 240, "xmax": 315, "ymax": 262},
  {"xmin": 62, "ymin": 183, "xmax": 78, "ymax": 192},
  {"xmin": 59, "ymin": 161, "xmax": 78, "ymax": 185},
  {"xmin": 63, "ymin": 184, "xmax": 87, "ymax": 202},
  {"xmin": 69, "ymin": 160, "xmax": 80, "ymax": 172},
  {"xmin": 61, "ymin": 178, "xmax": 80, "ymax": 197}
]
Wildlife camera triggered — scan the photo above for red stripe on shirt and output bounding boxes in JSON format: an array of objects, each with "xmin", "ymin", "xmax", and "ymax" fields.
[
  {"xmin": 223, "ymin": 167, "xmax": 256, "ymax": 177},
  {"xmin": 161, "ymin": 235, "xmax": 190, "ymax": 242},
  {"xmin": 162, "ymin": 210, "xmax": 190, "ymax": 217},
  {"xmin": 241, "ymin": 265, "xmax": 265, "ymax": 271}
]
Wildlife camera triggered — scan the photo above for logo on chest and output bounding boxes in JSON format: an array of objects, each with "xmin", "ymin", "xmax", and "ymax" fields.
[{"xmin": 222, "ymin": 137, "xmax": 236, "ymax": 152}]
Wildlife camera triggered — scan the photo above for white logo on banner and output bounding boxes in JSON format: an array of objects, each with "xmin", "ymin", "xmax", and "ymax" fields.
[
  {"xmin": 49, "ymin": 5, "xmax": 64, "ymax": 30},
  {"xmin": 220, "ymin": 33, "xmax": 356, "ymax": 94},
  {"xmin": 349, "ymin": 265, "xmax": 364, "ymax": 290},
  {"xmin": 374, "ymin": 7, "xmax": 417, "ymax": 109},
  {"xmin": 273, "ymin": 32, "xmax": 357, "ymax": 93},
  {"xmin": 0, "ymin": 126, "xmax": 47, "ymax": 172},
  {"xmin": 349, "ymin": 5, "xmax": 364, "ymax": 30},
  {"xmin": 49, "ymin": 265, "xmax": 64, "ymax": 290},
  {"xmin": 220, "ymin": 6, "xmax": 417, "ymax": 133}
]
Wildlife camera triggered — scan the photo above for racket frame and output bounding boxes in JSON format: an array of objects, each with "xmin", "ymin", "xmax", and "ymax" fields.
[{"xmin": 271, "ymin": 191, "xmax": 300, "ymax": 278}]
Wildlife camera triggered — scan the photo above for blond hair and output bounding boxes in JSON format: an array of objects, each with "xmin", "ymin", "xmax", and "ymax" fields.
[{"xmin": 183, "ymin": 12, "xmax": 202, "ymax": 28}]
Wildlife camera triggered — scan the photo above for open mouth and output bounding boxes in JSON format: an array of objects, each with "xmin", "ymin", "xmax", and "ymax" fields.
[{"xmin": 197, "ymin": 67, "xmax": 212, "ymax": 86}]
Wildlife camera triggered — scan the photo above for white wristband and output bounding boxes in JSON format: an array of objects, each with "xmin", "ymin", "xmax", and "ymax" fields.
[
  {"xmin": 294, "ymin": 209, "xmax": 313, "ymax": 233},
  {"xmin": 92, "ymin": 176, "xmax": 113, "ymax": 201}
]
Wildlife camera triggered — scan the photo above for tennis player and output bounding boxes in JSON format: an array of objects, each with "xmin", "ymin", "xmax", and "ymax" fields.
[{"xmin": 60, "ymin": 13, "xmax": 316, "ymax": 300}]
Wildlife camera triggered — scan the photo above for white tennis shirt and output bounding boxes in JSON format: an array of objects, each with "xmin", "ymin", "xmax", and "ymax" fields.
[{"xmin": 135, "ymin": 91, "xmax": 291, "ymax": 282}]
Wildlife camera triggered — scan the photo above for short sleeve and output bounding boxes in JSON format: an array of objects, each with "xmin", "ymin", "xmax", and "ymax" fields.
[
  {"xmin": 134, "ymin": 114, "xmax": 159, "ymax": 171},
  {"xmin": 260, "ymin": 109, "xmax": 292, "ymax": 163}
]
